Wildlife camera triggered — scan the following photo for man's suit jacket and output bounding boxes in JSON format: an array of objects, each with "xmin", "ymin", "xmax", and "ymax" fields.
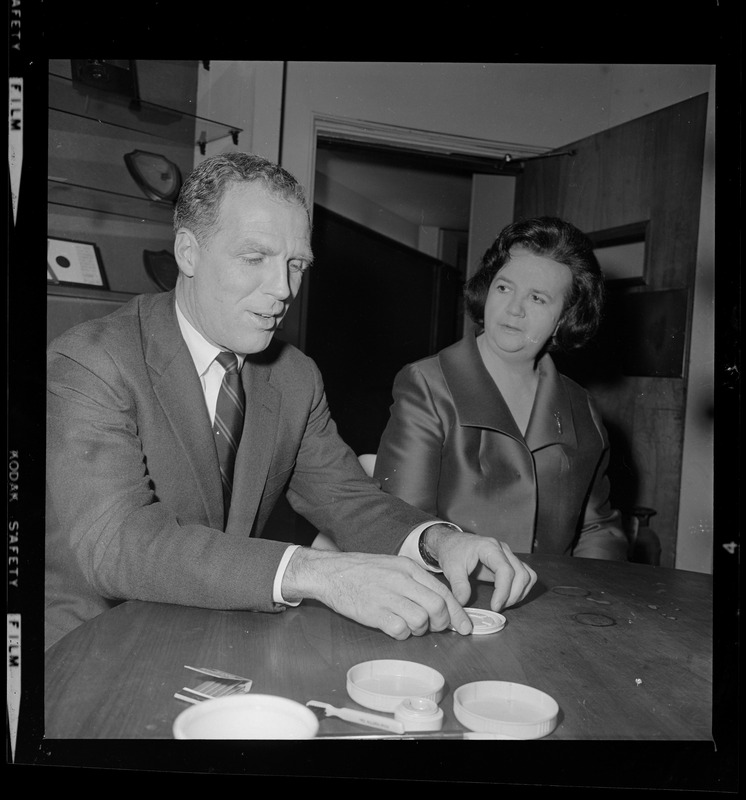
[
  {"xmin": 374, "ymin": 333, "xmax": 628, "ymax": 560},
  {"xmin": 45, "ymin": 291, "xmax": 435, "ymax": 650}
]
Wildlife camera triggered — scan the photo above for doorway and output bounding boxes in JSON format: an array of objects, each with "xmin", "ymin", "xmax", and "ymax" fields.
[
  {"xmin": 264, "ymin": 135, "xmax": 521, "ymax": 545},
  {"xmin": 305, "ymin": 139, "xmax": 506, "ymax": 454}
]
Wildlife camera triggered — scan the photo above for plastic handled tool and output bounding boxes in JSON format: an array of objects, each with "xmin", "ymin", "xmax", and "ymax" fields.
[
  {"xmin": 307, "ymin": 700, "xmax": 406, "ymax": 734},
  {"xmin": 317, "ymin": 731, "xmax": 510, "ymax": 740}
]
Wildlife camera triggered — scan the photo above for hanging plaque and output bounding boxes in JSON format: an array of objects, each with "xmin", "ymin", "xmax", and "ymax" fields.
[
  {"xmin": 125, "ymin": 150, "xmax": 182, "ymax": 203},
  {"xmin": 143, "ymin": 249, "xmax": 179, "ymax": 291}
]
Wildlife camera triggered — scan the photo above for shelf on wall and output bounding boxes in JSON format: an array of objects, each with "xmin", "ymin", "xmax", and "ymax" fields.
[
  {"xmin": 48, "ymin": 178, "xmax": 176, "ymax": 224},
  {"xmin": 46, "ymin": 61, "xmax": 226, "ymax": 306},
  {"xmin": 48, "ymin": 70, "xmax": 243, "ymax": 150},
  {"xmin": 47, "ymin": 283, "xmax": 137, "ymax": 303}
]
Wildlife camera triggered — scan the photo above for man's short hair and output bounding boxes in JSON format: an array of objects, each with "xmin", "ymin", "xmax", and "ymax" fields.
[{"xmin": 173, "ymin": 152, "xmax": 309, "ymax": 244}]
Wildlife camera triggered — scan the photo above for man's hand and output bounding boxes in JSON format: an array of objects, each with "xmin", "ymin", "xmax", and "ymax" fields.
[
  {"xmin": 282, "ymin": 548, "xmax": 473, "ymax": 640},
  {"xmin": 424, "ymin": 525, "xmax": 537, "ymax": 611}
]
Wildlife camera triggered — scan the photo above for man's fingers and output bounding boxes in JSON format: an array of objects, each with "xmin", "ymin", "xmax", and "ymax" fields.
[
  {"xmin": 510, "ymin": 561, "xmax": 537, "ymax": 605},
  {"xmin": 443, "ymin": 591, "xmax": 472, "ymax": 635},
  {"xmin": 488, "ymin": 557, "xmax": 516, "ymax": 611},
  {"xmin": 403, "ymin": 567, "xmax": 474, "ymax": 635},
  {"xmin": 376, "ymin": 610, "xmax": 415, "ymax": 640},
  {"xmin": 486, "ymin": 543, "xmax": 536, "ymax": 611},
  {"xmin": 429, "ymin": 530, "xmax": 537, "ymax": 615},
  {"xmin": 409, "ymin": 568, "xmax": 472, "ymax": 635},
  {"xmin": 500, "ymin": 544, "xmax": 537, "ymax": 606},
  {"xmin": 446, "ymin": 570, "xmax": 472, "ymax": 607},
  {"xmin": 287, "ymin": 548, "xmax": 476, "ymax": 640},
  {"xmin": 374, "ymin": 590, "xmax": 453, "ymax": 639}
]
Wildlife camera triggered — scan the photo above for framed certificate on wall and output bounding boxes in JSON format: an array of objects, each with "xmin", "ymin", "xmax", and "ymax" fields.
[{"xmin": 47, "ymin": 237, "xmax": 108, "ymax": 289}]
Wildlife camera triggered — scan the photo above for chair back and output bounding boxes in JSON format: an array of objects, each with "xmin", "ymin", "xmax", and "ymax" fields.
[{"xmin": 357, "ymin": 453, "xmax": 377, "ymax": 477}]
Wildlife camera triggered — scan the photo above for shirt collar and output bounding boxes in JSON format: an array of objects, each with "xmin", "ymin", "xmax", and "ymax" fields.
[{"xmin": 175, "ymin": 300, "xmax": 245, "ymax": 376}]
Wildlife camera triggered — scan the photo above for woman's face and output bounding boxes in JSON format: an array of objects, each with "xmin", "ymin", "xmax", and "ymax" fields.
[{"xmin": 481, "ymin": 246, "xmax": 573, "ymax": 363}]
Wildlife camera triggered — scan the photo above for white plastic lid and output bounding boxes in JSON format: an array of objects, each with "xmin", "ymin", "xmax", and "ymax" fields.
[
  {"xmin": 449, "ymin": 607, "xmax": 507, "ymax": 635},
  {"xmin": 453, "ymin": 681, "xmax": 559, "ymax": 739},
  {"xmin": 394, "ymin": 696, "xmax": 444, "ymax": 731},
  {"xmin": 347, "ymin": 660, "xmax": 445, "ymax": 713},
  {"xmin": 172, "ymin": 694, "xmax": 320, "ymax": 740}
]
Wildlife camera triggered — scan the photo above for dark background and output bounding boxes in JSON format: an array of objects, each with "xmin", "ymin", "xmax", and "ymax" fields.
[{"xmin": 8, "ymin": 1, "xmax": 740, "ymax": 791}]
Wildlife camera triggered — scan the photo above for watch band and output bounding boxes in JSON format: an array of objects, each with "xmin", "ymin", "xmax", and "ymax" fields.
[{"xmin": 418, "ymin": 529, "xmax": 440, "ymax": 569}]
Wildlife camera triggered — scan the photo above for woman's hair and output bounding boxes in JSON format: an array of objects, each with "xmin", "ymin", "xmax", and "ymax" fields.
[
  {"xmin": 173, "ymin": 152, "xmax": 309, "ymax": 245},
  {"xmin": 463, "ymin": 216, "xmax": 605, "ymax": 351}
]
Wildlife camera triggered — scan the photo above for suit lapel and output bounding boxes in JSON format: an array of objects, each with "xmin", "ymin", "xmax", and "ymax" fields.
[
  {"xmin": 143, "ymin": 292, "xmax": 224, "ymax": 529},
  {"xmin": 441, "ymin": 334, "xmax": 577, "ymax": 452},
  {"xmin": 440, "ymin": 333, "xmax": 523, "ymax": 439},
  {"xmin": 524, "ymin": 355, "xmax": 578, "ymax": 452}
]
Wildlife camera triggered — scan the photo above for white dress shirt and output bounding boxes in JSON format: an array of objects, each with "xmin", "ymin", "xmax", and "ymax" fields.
[{"xmin": 175, "ymin": 300, "xmax": 451, "ymax": 608}]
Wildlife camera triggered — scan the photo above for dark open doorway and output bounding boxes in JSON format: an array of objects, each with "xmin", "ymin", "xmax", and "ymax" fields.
[
  {"xmin": 304, "ymin": 139, "xmax": 513, "ymax": 455},
  {"xmin": 305, "ymin": 205, "xmax": 463, "ymax": 455},
  {"xmin": 263, "ymin": 139, "xmax": 518, "ymax": 544}
]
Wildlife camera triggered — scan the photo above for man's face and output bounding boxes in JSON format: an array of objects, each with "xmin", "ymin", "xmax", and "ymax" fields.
[{"xmin": 177, "ymin": 181, "xmax": 312, "ymax": 354}]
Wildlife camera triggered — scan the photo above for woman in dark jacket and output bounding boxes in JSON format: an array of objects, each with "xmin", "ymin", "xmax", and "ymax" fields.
[{"xmin": 374, "ymin": 217, "xmax": 628, "ymax": 560}]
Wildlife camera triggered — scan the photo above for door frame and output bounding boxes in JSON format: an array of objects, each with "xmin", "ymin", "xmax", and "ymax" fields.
[{"xmin": 284, "ymin": 113, "xmax": 549, "ymax": 351}]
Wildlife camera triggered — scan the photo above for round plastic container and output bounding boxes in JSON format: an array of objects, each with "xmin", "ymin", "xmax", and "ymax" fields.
[
  {"xmin": 173, "ymin": 694, "xmax": 320, "ymax": 740},
  {"xmin": 394, "ymin": 696, "xmax": 444, "ymax": 731},
  {"xmin": 453, "ymin": 681, "xmax": 559, "ymax": 739},
  {"xmin": 347, "ymin": 660, "xmax": 445, "ymax": 712}
]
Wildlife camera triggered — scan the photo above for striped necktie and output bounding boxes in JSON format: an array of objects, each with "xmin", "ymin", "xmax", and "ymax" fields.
[{"xmin": 213, "ymin": 351, "xmax": 245, "ymax": 520}]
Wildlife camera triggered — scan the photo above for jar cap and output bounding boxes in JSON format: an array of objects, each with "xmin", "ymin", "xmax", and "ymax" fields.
[
  {"xmin": 449, "ymin": 607, "xmax": 506, "ymax": 635},
  {"xmin": 394, "ymin": 696, "xmax": 444, "ymax": 731}
]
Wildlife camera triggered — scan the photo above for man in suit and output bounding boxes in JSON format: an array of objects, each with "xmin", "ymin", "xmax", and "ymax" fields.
[{"xmin": 45, "ymin": 152, "xmax": 536, "ymax": 651}]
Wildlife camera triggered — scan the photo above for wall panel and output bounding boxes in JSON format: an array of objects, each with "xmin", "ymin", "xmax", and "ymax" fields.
[{"xmin": 515, "ymin": 95, "xmax": 708, "ymax": 567}]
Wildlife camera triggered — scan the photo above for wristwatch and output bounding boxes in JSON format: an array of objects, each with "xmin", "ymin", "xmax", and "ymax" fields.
[{"xmin": 418, "ymin": 529, "xmax": 440, "ymax": 569}]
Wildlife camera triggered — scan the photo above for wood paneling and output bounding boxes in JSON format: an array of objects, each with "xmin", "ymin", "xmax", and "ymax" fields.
[{"xmin": 515, "ymin": 95, "xmax": 707, "ymax": 567}]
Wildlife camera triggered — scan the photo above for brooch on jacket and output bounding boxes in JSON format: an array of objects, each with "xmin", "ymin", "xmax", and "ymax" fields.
[{"xmin": 554, "ymin": 412, "xmax": 563, "ymax": 435}]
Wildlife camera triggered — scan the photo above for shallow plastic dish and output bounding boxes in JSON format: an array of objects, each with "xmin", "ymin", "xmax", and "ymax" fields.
[
  {"xmin": 453, "ymin": 681, "xmax": 559, "ymax": 739},
  {"xmin": 449, "ymin": 608, "xmax": 507, "ymax": 635},
  {"xmin": 172, "ymin": 694, "xmax": 320, "ymax": 739},
  {"xmin": 347, "ymin": 660, "xmax": 445, "ymax": 713}
]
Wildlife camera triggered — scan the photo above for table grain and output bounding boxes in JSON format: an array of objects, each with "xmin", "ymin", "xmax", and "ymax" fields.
[{"xmin": 44, "ymin": 554, "xmax": 712, "ymax": 740}]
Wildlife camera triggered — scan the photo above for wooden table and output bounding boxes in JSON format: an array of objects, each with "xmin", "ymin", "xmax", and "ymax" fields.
[{"xmin": 44, "ymin": 554, "xmax": 713, "ymax": 743}]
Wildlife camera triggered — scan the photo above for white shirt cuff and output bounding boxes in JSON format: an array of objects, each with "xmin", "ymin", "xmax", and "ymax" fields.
[
  {"xmin": 273, "ymin": 544, "xmax": 302, "ymax": 606},
  {"xmin": 398, "ymin": 521, "xmax": 462, "ymax": 572}
]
